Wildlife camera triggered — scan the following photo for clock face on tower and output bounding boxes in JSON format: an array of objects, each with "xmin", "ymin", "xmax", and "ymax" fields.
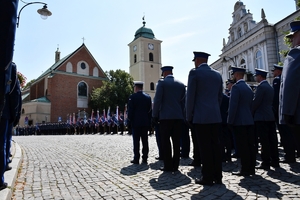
[
  {"xmin": 133, "ymin": 45, "xmax": 137, "ymax": 52},
  {"xmin": 148, "ymin": 43, "xmax": 154, "ymax": 50}
]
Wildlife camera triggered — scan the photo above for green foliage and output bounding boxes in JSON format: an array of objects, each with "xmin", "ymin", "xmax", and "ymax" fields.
[
  {"xmin": 90, "ymin": 69, "xmax": 134, "ymax": 113},
  {"xmin": 23, "ymin": 79, "xmax": 36, "ymax": 90}
]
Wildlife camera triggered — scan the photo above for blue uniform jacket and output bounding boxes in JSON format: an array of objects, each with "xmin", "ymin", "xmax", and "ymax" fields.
[
  {"xmin": 280, "ymin": 46, "xmax": 300, "ymax": 124},
  {"xmin": 152, "ymin": 75, "xmax": 186, "ymax": 120},
  {"xmin": 186, "ymin": 64, "xmax": 223, "ymax": 124},
  {"xmin": 128, "ymin": 91, "xmax": 152, "ymax": 128},
  {"xmin": 227, "ymin": 80, "xmax": 254, "ymax": 126},
  {"xmin": 272, "ymin": 75, "xmax": 281, "ymax": 118},
  {"xmin": 252, "ymin": 80, "xmax": 275, "ymax": 121}
]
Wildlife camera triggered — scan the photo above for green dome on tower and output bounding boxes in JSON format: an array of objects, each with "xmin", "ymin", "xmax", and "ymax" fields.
[{"xmin": 134, "ymin": 18, "xmax": 155, "ymax": 40}]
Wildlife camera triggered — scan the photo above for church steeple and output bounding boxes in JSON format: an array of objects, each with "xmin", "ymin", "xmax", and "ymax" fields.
[
  {"xmin": 128, "ymin": 17, "xmax": 162, "ymax": 99},
  {"xmin": 55, "ymin": 47, "xmax": 60, "ymax": 63}
]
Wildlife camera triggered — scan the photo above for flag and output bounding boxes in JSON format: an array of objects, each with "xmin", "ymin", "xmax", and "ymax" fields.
[
  {"xmin": 91, "ymin": 109, "xmax": 94, "ymax": 121},
  {"xmin": 73, "ymin": 113, "xmax": 76, "ymax": 124},
  {"xmin": 116, "ymin": 106, "xmax": 119, "ymax": 124},
  {"xmin": 107, "ymin": 106, "xmax": 111, "ymax": 121},
  {"xmin": 102, "ymin": 109, "xmax": 106, "ymax": 126},
  {"xmin": 96, "ymin": 109, "xmax": 100, "ymax": 122},
  {"xmin": 69, "ymin": 114, "xmax": 72, "ymax": 124},
  {"xmin": 84, "ymin": 110, "xmax": 87, "ymax": 124},
  {"xmin": 107, "ymin": 106, "xmax": 111, "ymax": 125},
  {"xmin": 78, "ymin": 110, "xmax": 80, "ymax": 121},
  {"xmin": 124, "ymin": 104, "xmax": 128, "ymax": 126}
]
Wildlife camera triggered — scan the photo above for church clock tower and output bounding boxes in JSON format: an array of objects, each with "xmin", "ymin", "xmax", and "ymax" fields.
[{"xmin": 128, "ymin": 18, "xmax": 162, "ymax": 99}]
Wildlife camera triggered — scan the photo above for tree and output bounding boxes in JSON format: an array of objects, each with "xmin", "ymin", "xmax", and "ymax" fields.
[
  {"xmin": 90, "ymin": 69, "xmax": 134, "ymax": 113},
  {"xmin": 23, "ymin": 79, "xmax": 35, "ymax": 90},
  {"xmin": 17, "ymin": 72, "xmax": 27, "ymax": 89}
]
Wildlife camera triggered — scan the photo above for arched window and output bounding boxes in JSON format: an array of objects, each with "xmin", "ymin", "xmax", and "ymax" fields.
[
  {"xmin": 240, "ymin": 59, "xmax": 246, "ymax": 68},
  {"xmin": 93, "ymin": 67, "xmax": 98, "ymax": 77},
  {"xmin": 150, "ymin": 82, "xmax": 154, "ymax": 90},
  {"xmin": 66, "ymin": 62, "xmax": 72, "ymax": 73},
  {"xmin": 255, "ymin": 51, "xmax": 263, "ymax": 69},
  {"xmin": 77, "ymin": 81, "xmax": 88, "ymax": 108},
  {"xmin": 78, "ymin": 82, "xmax": 87, "ymax": 97},
  {"xmin": 134, "ymin": 54, "xmax": 137, "ymax": 63},
  {"xmin": 22, "ymin": 108, "xmax": 25, "ymax": 114},
  {"xmin": 149, "ymin": 53, "xmax": 153, "ymax": 61}
]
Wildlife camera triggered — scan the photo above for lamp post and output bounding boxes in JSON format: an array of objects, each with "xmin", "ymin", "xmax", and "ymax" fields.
[{"xmin": 16, "ymin": 1, "xmax": 52, "ymax": 28}]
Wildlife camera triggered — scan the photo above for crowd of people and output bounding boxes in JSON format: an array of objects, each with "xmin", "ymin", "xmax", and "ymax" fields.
[
  {"xmin": 126, "ymin": 20, "xmax": 300, "ymax": 186},
  {"xmin": 1, "ymin": 3, "xmax": 300, "ymax": 190}
]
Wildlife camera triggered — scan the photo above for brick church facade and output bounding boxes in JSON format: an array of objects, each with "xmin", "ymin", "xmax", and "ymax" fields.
[{"xmin": 20, "ymin": 43, "xmax": 107, "ymax": 126}]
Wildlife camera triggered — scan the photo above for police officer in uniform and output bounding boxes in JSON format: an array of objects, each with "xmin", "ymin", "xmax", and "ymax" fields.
[
  {"xmin": 186, "ymin": 52, "xmax": 223, "ymax": 185},
  {"xmin": 280, "ymin": 20, "xmax": 300, "ymax": 159},
  {"xmin": 152, "ymin": 66, "xmax": 186, "ymax": 172},
  {"xmin": 127, "ymin": 81, "xmax": 152, "ymax": 164},
  {"xmin": 228, "ymin": 67, "xmax": 255, "ymax": 176},
  {"xmin": 252, "ymin": 69, "xmax": 279, "ymax": 170},
  {"xmin": 272, "ymin": 64, "xmax": 296, "ymax": 163}
]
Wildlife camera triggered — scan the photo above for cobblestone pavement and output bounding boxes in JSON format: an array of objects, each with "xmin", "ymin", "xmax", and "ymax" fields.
[{"xmin": 11, "ymin": 134, "xmax": 300, "ymax": 200}]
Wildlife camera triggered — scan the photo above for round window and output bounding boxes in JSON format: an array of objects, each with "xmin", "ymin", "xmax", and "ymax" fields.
[{"xmin": 81, "ymin": 62, "xmax": 86, "ymax": 69}]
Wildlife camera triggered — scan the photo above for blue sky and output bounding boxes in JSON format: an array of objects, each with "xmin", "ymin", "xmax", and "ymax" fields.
[{"xmin": 14, "ymin": 0, "xmax": 297, "ymax": 86}]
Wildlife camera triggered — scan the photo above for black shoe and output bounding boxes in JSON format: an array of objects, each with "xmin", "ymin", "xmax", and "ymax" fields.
[
  {"xmin": 270, "ymin": 162, "xmax": 280, "ymax": 168},
  {"xmin": 256, "ymin": 164, "xmax": 270, "ymax": 170},
  {"xmin": 142, "ymin": 160, "xmax": 147, "ymax": 164},
  {"xmin": 160, "ymin": 167, "xmax": 173, "ymax": 172},
  {"xmin": 0, "ymin": 182, "xmax": 7, "ymax": 191},
  {"xmin": 8, "ymin": 159, "xmax": 12, "ymax": 163},
  {"xmin": 232, "ymin": 153, "xmax": 240, "ymax": 158},
  {"xmin": 279, "ymin": 159, "xmax": 296, "ymax": 164},
  {"xmin": 130, "ymin": 160, "xmax": 139, "ymax": 164},
  {"xmin": 232, "ymin": 171, "xmax": 254, "ymax": 176},
  {"xmin": 155, "ymin": 157, "xmax": 163, "ymax": 160},
  {"xmin": 5, "ymin": 165, "xmax": 12, "ymax": 171},
  {"xmin": 214, "ymin": 179, "xmax": 223, "ymax": 184},
  {"xmin": 195, "ymin": 178, "xmax": 213, "ymax": 186},
  {"xmin": 188, "ymin": 161, "xmax": 201, "ymax": 167}
]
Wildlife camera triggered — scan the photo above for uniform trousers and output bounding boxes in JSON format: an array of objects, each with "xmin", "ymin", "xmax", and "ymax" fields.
[
  {"xmin": 0, "ymin": 118, "xmax": 8, "ymax": 185},
  {"xmin": 233, "ymin": 125, "xmax": 256, "ymax": 174},
  {"xmin": 191, "ymin": 126, "xmax": 201, "ymax": 164},
  {"xmin": 160, "ymin": 119, "xmax": 182, "ymax": 171},
  {"xmin": 6, "ymin": 123, "xmax": 12, "ymax": 164},
  {"xmin": 289, "ymin": 125, "xmax": 300, "ymax": 157},
  {"xmin": 180, "ymin": 121, "xmax": 190, "ymax": 158},
  {"xmin": 155, "ymin": 124, "xmax": 163, "ymax": 159},
  {"xmin": 255, "ymin": 121, "xmax": 279, "ymax": 165},
  {"xmin": 277, "ymin": 123, "xmax": 295, "ymax": 160},
  {"xmin": 195, "ymin": 123, "xmax": 222, "ymax": 182},
  {"xmin": 132, "ymin": 126, "xmax": 149, "ymax": 161}
]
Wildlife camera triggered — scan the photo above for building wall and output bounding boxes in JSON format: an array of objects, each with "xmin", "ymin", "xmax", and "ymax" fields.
[
  {"xmin": 47, "ymin": 73, "xmax": 103, "ymax": 122},
  {"xmin": 22, "ymin": 44, "xmax": 107, "ymax": 124},
  {"xmin": 211, "ymin": 2, "xmax": 300, "ymax": 88}
]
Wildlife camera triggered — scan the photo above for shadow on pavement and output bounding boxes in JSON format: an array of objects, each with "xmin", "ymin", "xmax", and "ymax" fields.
[
  {"xmin": 149, "ymin": 171, "xmax": 191, "ymax": 190},
  {"xmin": 239, "ymin": 174, "xmax": 282, "ymax": 199},
  {"xmin": 267, "ymin": 164, "xmax": 300, "ymax": 185},
  {"xmin": 191, "ymin": 184, "xmax": 244, "ymax": 200},
  {"xmin": 120, "ymin": 163, "xmax": 149, "ymax": 176}
]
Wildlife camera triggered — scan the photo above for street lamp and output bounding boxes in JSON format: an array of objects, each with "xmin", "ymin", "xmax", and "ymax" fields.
[{"xmin": 16, "ymin": 1, "xmax": 52, "ymax": 28}]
